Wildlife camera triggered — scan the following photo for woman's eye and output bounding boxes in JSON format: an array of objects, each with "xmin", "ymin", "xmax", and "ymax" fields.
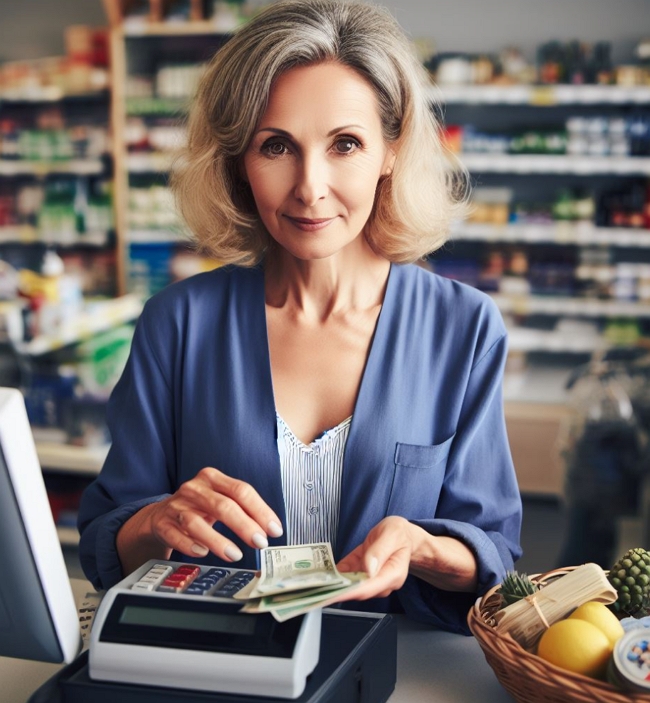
[
  {"xmin": 334, "ymin": 137, "xmax": 361, "ymax": 154},
  {"xmin": 262, "ymin": 140, "xmax": 288, "ymax": 156}
]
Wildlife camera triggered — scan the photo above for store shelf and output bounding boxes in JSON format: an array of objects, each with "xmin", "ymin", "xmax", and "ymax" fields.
[
  {"xmin": 458, "ymin": 153, "xmax": 650, "ymax": 175},
  {"xmin": 127, "ymin": 229, "xmax": 188, "ymax": 244},
  {"xmin": 492, "ymin": 293, "xmax": 650, "ymax": 318},
  {"xmin": 122, "ymin": 20, "xmax": 231, "ymax": 36},
  {"xmin": 36, "ymin": 441, "xmax": 108, "ymax": 475},
  {"xmin": 50, "ymin": 231, "xmax": 112, "ymax": 247},
  {"xmin": 57, "ymin": 526, "xmax": 80, "ymax": 547},
  {"xmin": 0, "ymin": 88, "xmax": 109, "ymax": 103},
  {"xmin": 450, "ymin": 222, "xmax": 650, "ymax": 247},
  {"xmin": 15, "ymin": 293, "xmax": 143, "ymax": 356},
  {"xmin": 507, "ymin": 326, "xmax": 610, "ymax": 353},
  {"xmin": 0, "ymin": 226, "xmax": 111, "ymax": 247},
  {"xmin": 126, "ymin": 96, "xmax": 189, "ymax": 116},
  {"xmin": 503, "ymin": 363, "xmax": 573, "ymax": 405},
  {"xmin": 0, "ymin": 159, "xmax": 105, "ymax": 176},
  {"xmin": 126, "ymin": 152, "xmax": 175, "ymax": 173},
  {"xmin": 0, "ymin": 225, "xmax": 39, "ymax": 243},
  {"xmin": 435, "ymin": 84, "xmax": 650, "ymax": 106}
]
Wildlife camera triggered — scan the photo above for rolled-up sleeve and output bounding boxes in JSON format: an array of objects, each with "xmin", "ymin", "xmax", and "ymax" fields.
[{"xmin": 78, "ymin": 300, "xmax": 176, "ymax": 590}]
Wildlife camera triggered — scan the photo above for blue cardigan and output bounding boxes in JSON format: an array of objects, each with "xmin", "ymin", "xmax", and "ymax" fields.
[{"xmin": 78, "ymin": 262, "xmax": 522, "ymax": 634}]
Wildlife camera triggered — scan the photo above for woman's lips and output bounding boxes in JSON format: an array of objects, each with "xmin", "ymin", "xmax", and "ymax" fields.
[{"xmin": 285, "ymin": 216, "xmax": 336, "ymax": 231}]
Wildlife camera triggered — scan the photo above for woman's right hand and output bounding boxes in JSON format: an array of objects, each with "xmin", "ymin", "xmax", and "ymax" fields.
[{"xmin": 117, "ymin": 467, "xmax": 283, "ymax": 570}]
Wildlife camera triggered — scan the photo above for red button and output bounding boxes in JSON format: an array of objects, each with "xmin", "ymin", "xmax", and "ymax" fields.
[
  {"xmin": 166, "ymin": 573, "xmax": 187, "ymax": 582},
  {"xmin": 163, "ymin": 576, "xmax": 186, "ymax": 587},
  {"xmin": 176, "ymin": 566, "xmax": 200, "ymax": 576}
]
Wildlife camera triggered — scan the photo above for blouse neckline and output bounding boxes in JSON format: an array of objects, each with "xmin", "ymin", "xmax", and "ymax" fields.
[{"xmin": 276, "ymin": 412, "xmax": 353, "ymax": 451}]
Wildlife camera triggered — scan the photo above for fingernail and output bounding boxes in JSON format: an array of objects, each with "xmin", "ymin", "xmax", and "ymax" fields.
[
  {"xmin": 267, "ymin": 520, "xmax": 283, "ymax": 538},
  {"xmin": 225, "ymin": 545, "xmax": 243, "ymax": 562},
  {"xmin": 191, "ymin": 544, "xmax": 208, "ymax": 556},
  {"xmin": 368, "ymin": 557, "xmax": 379, "ymax": 578},
  {"xmin": 252, "ymin": 532, "xmax": 269, "ymax": 549}
]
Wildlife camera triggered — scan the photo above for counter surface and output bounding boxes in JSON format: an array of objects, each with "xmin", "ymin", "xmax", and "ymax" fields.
[{"xmin": 0, "ymin": 580, "xmax": 514, "ymax": 703}]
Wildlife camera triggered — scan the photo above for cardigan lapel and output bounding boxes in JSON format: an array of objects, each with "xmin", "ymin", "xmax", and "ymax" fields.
[
  {"xmin": 335, "ymin": 263, "xmax": 401, "ymax": 560},
  {"xmin": 237, "ymin": 266, "xmax": 288, "ymax": 547}
]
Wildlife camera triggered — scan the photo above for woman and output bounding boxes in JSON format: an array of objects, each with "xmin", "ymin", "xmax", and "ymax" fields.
[{"xmin": 78, "ymin": 0, "xmax": 522, "ymax": 634}]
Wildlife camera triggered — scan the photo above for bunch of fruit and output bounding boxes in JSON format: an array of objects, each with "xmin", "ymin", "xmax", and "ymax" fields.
[
  {"xmin": 496, "ymin": 547, "xmax": 650, "ymax": 683},
  {"xmin": 536, "ymin": 601, "xmax": 623, "ymax": 679},
  {"xmin": 607, "ymin": 547, "xmax": 650, "ymax": 618}
]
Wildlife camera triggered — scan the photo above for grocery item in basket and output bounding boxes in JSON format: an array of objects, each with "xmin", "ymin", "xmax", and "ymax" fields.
[
  {"xmin": 621, "ymin": 615, "xmax": 650, "ymax": 632},
  {"xmin": 608, "ymin": 547, "xmax": 650, "ymax": 617},
  {"xmin": 537, "ymin": 619, "xmax": 612, "ymax": 679},
  {"xmin": 569, "ymin": 601, "xmax": 625, "ymax": 648},
  {"xmin": 494, "ymin": 562, "xmax": 617, "ymax": 649},
  {"xmin": 496, "ymin": 571, "xmax": 538, "ymax": 606},
  {"xmin": 611, "ymin": 629, "xmax": 650, "ymax": 692}
]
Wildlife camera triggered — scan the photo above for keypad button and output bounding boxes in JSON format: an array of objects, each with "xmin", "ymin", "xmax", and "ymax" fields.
[
  {"xmin": 207, "ymin": 568, "xmax": 229, "ymax": 579},
  {"xmin": 132, "ymin": 581, "xmax": 156, "ymax": 592},
  {"xmin": 151, "ymin": 564, "xmax": 173, "ymax": 572},
  {"xmin": 185, "ymin": 586, "xmax": 209, "ymax": 595},
  {"xmin": 132, "ymin": 563, "xmax": 173, "ymax": 591}
]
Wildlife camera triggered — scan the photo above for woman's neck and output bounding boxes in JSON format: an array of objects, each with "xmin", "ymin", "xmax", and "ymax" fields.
[{"xmin": 264, "ymin": 242, "xmax": 390, "ymax": 322}]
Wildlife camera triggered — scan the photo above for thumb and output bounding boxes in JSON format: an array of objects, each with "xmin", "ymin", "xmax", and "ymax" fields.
[{"xmin": 365, "ymin": 554, "xmax": 380, "ymax": 578}]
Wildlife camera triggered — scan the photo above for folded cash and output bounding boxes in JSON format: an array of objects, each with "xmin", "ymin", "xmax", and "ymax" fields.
[
  {"xmin": 234, "ymin": 542, "xmax": 351, "ymax": 600},
  {"xmin": 234, "ymin": 542, "xmax": 368, "ymax": 621},
  {"xmin": 241, "ymin": 572, "xmax": 367, "ymax": 622}
]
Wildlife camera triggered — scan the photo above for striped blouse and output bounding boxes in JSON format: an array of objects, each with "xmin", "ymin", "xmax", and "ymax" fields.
[{"xmin": 276, "ymin": 413, "xmax": 352, "ymax": 549}]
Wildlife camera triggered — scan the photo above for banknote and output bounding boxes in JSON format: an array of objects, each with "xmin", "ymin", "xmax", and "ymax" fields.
[
  {"xmin": 235, "ymin": 542, "xmax": 351, "ymax": 600},
  {"xmin": 240, "ymin": 572, "xmax": 368, "ymax": 622},
  {"xmin": 232, "ymin": 542, "xmax": 369, "ymax": 621}
]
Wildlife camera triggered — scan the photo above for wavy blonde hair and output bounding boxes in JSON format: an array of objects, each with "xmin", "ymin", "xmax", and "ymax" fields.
[{"xmin": 171, "ymin": 0, "xmax": 468, "ymax": 266}]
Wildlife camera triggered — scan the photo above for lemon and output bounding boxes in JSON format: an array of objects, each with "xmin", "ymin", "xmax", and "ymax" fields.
[
  {"xmin": 569, "ymin": 601, "xmax": 625, "ymax": 648},
  {"xmin": 537, "ymin": 619, "xmax": 612, "ymax": 678}
]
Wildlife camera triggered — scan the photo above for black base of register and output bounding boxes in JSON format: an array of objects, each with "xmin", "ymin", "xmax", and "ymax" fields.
[{"xmin": 29, "ymin": 611, "xmax": 397, "ymax": 703}]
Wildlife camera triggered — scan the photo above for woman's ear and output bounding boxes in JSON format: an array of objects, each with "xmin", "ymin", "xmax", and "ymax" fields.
[{"xmin": 383, "ymin": 148, "xmax": 397, "ymax": 176}]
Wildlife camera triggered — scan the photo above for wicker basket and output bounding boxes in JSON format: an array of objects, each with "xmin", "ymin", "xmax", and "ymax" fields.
[{"xmin": 468, "ymin": 567, "xmax": 650, "ymax": 703}]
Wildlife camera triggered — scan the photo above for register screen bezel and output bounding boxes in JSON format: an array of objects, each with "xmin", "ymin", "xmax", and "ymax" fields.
[{"xmin": 99, "ymin": 593, "xmax": 303, "ymax": 657}]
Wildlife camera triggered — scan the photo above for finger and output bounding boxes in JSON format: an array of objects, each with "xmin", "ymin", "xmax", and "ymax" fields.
[
  {"xmin": 178, "ymin": 474, "xmax": 280, "ymax": 549},
  {"xmin": 198, "ymin": 468, "xmax": 284, "ymax": 537},
  {"xmin": 337, "ymin": 548, "xmax": 411, "ymax": 602},
  {"xmin": 156, "ymin": 510, "xmax": 244, "ymax": 563},
  {"xmin": 359, "ymin": 520, "xmax": 411, "ymax": 578},
  {"xmin": 337, "ymin": 546, "xmax": 364, "ymax": 573},
  {"xmin": 177, "ymin": 497, "xmax": 261, "ymax": 555}
]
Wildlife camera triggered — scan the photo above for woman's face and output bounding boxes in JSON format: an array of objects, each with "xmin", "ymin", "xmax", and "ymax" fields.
[{"xmin": 243, "ymin": 61, "xmax": 395, "ymax": 261}]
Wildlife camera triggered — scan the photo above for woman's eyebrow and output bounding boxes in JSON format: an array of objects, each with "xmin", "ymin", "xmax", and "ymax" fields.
[{"xmin": 256, "ymin": 124, "xmax": 367, "ymax": 138}]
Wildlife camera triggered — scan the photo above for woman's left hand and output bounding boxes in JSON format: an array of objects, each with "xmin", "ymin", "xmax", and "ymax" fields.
[{"xmin": 334, "ymin": 516, "xmax": 416, "ymax": 601}]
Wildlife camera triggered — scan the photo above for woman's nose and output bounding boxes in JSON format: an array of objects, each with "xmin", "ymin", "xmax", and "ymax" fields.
[{"xmin": 293, "ymin": 155, "xmax": 328, "ymax": 206}]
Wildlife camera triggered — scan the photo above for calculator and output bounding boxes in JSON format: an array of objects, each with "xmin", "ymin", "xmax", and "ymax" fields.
[
  {"xmin": 89, "ymin": 559, "xmax": 322, "ymax": 699},
  {"xmin": 127, "ymin": 560, "xmax": 258, "ymax": 597}
]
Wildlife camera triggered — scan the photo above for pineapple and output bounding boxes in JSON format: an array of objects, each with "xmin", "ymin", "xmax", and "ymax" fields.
[
  {"xmin": 608, "ymin": 548, "xmax": 650, "ymax": 617},
  {"xmin": 497, "ymin": 571, "xmax": 539, "ymax": 607}
]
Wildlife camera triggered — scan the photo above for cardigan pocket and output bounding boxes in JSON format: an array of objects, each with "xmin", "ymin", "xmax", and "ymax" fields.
[
  {"xmin": 386, "ymin": 434, "xmax": 455, "ymax": 517},
  {"xmin": 394, "ymin": 434, "xmax": 455, "ymax": 469}
]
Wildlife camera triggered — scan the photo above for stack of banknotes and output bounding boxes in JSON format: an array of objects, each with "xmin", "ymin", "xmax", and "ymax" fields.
[{"xmin": 233, "ymin": 542, "xmax": 367, "ymax": 622}]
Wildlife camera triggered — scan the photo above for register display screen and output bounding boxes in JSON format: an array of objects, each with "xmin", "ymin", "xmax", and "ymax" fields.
[
  {"xmin": 100, "ymin": 593, "xmax": 302, "ymax": 657},
  {"xmin": 119, "ymin": 605, "xmax": 257, "ymax": 635}
]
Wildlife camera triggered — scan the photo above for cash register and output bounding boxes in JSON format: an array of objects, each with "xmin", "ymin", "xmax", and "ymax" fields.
[{"xmin": 0, "ymin": 387, "xmax": 397, "ymax": 703}]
